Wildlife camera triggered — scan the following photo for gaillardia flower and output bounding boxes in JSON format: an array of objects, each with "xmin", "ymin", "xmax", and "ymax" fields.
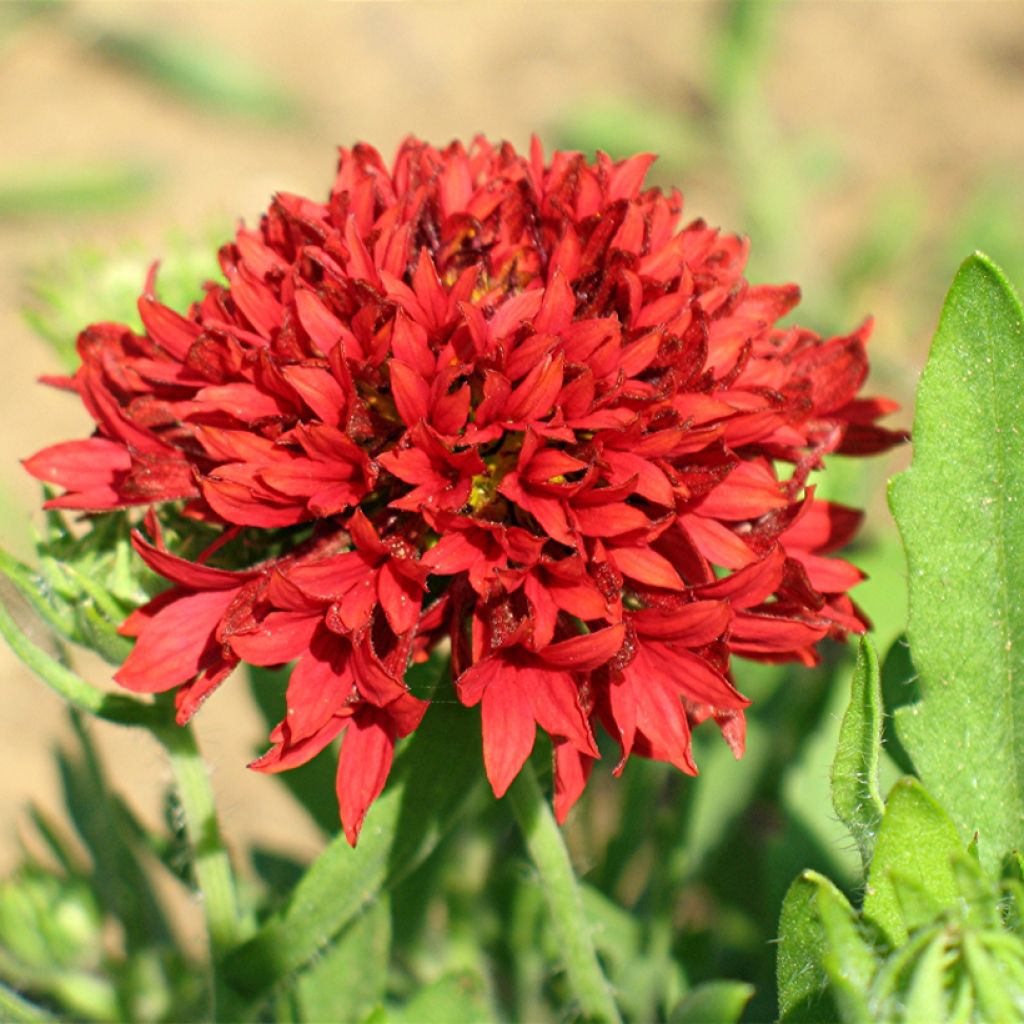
[{"xmin": 26, "ymin": 138, "xmax": 903, "ymax": 843}]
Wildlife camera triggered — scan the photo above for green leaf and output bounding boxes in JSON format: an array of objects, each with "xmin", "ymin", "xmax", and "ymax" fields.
[
  {"xmin": 296, "ymin": 897, "xmax": 390, "ymax": 1024},
  {"xmin": 582, "ymin": 883, "xmax": 682, "ymax": 1021},
  {"xmin": 963, "ymin": 932, "xmax": 1021, "ymax": 1022},
  {"xmin": 889, "ymin": 253, "xmax": 1024, "ymax": 870},
  {"xmin": 389, "ymin": 970, "xmax": 494, "ymax": 1024},
  {"xmin": 816, "ymin": 881, "xmax": 876, "ymax": 1024},
  {"xmin": 221, "ymin": 698, "xmax": 479, "ymax": 1007},
  {"xmin": 0, "ymin": 980, "xmax": 51, "ymax": 1023},
  {"xmin": 863, "ymin": 778, "xmax": 962, "ymax": 946},
  {"xmin": 776, "ymin": 870, "xmax": 847, "ymax": 1023},
  {"xmin": 668, "ymin": 980, "xmax": 754, "ymax": 1024},
  {"xmin": 900, "ymin": 930, "xmax": 950, "ymax": 1024},
  {"xmin": 831, "ymin": 637, "xmax": 885, "ymax": 873},
  {"xmin": 57, "ymin": 716, "xmax": 174, "ymax": 954}
]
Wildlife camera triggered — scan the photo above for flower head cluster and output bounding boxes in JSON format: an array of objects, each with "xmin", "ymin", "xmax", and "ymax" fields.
[{"xmin": 26, "ymin": 138, "xmax": 903, "ymax": 843}]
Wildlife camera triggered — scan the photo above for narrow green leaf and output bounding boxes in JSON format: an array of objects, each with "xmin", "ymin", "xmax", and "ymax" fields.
[
  {"xmin": 952, "ymin": 852, "xmax": 1002, "ymax": 931},
  {"xmin": 831, "ymin": 637, "xmax": 885, "ymax": 873},
  {"xmin": 389, "ymin": 970, "xmax": 494, "ymax": 1024},
  {"xmin": 669, "ymin": 980, "xmax": 754, "ymax": 1024},
  {"xmin": 901, "ymin": 930, "xmax": 950, "ymax": 1024},
  {"xmin": 90, "ymin": 28, "xmax": 299, "ymax": 122},
  {"xmin": 58, "ymin": 715, "xmax": 174, "ymax": 955},
  {"xmin": 816, "ymin": 880, "xmax": 877, "ymax": 1024},
  {"xmin": 0, "ymin": 164, "xmax": 154, "ymax": 219},
  {"xmin": 582, "ymin": 883, "xmax": 678, "ymax": 1021},
  {"xmin": 296, "ymin": 897, "xmax": 390, "ymax": 1023},
  {"xmin": 0, "ymin": 980, "xmax": 51, "ymax": 1023},
  {"xmin": 963, "ymin": 932, "xmax": 1021, "ymax": 1022},
  {"xmin": 776, "ymin": 870, "xmax": 847, "ymax": 1023},
  {"xmin": 868, "ymin": 924, "xmax": 941, "ymax": 1011},
  {"xmin": 221, "ymin": 698, "xmax": 479, "ymax": 1006},
  {"xmin": 863, "ymin": 778, "xmax": 962, "ymax": 946},
  {"xmin": 889, "ymin": 253, "xmax": 1024, "ymax": 870}
]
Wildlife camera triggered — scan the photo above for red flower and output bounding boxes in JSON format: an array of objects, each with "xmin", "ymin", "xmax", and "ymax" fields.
[{"xmin": 25, "ymin": 137, "xmax": 904, "ymax": 843}]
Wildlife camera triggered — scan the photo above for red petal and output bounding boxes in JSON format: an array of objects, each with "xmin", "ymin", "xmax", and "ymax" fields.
[
  {"xmin": 282, "ymin": 364, "xmax": 347, "ymax": 427},
  {"xmin": 250, "ymin": 715, "xmax": 349, "ymax": 774},
  {"xmin": 131, "ymin": 532, "xmax": 254, "ymax": 590},
  {"xmin": 115, "ymin": 589, "xmax": 238, "ymax": 693},
  {"xmin": 540, "ymin": 624, "xmax": 625, "ymax": 670},
  {"xmin": 631, "ymin": 600, "xmax": 730, "ymax": 645},
  {"xmin": 389, "ymin": 360, "xmax": 431, "ymax": 426},
  {"xmin": 731, "ymin": 611, "xmax": 830, "ymax": 652},
  {"xmin": 378, "ymin": 560, "xmax": 422, "ymax": 634},
  {"xmin": 138, "ymin": 295, "xmax": 200, "ymax": 360},
  {"xmin": 606, "ymin": 546, "xmax": 684, "ymax": 590},
  {"xmin": 337, "ymin": 707, "xmax": 396, "ymax": 845},
  {"xmin": 694, "ymin": 461, "xmax": 787, "ymax": 521},
  {"xmin": 553, "ymin": 740, "xmax": 593, "ymax": 824},
  {"xmin": 695, "ymin": 546, "xmax": 786, "ymax": 607},
  {"xmin": 24, "ymin": 438, "xmax": 131, "ymax": 508},
  {"xmin": 228, "ymin": 611, "xmax": 322, "ymax": 666},
  {"xmin": 791, "ymin": 553, "xmax": 864, "ymax": 594},
  {"xmin": 572, "ymin": 502, "xmax": 651, "ymax": 538},
  {"xmin": 481, "ymin": 667, "xmax": 536, "ymax": 798},
  {"xmin": 782, "ymin": 500, "xmax": 863, "ymax": 554},
  {"xmin": 281, "ymin": 630, "xmax": 354, "ymax": 740},
  {"xmin": 526, "ymin": 664, "xmax": 598, "ymax": 756},
  {"xmin": 679, "ymin": 514, "xmax": 757, "ymax": 569}
]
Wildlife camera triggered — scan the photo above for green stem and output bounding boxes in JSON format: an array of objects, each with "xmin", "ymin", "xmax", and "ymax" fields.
[
  {"xmin": 0, "ymin": 598, "xmax": 159, "ymax": 728},
  {"xmin": 155, "ymin": 718, "xmax": 244, "ymax": 973},
  {"xmin": 507, "ymin": 762, "xmax": 622, "ymax": 1024}
]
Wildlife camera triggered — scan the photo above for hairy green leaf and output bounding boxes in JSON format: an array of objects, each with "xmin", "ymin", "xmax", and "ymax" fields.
[
  {"xmin": 296, "ymin": 897, "xmax": 390, "ymax": 1023},
  {"xmin": 221, "ymin": 698, "xmax": 479, "ymax": 1006},
  {"xmin": 777, "ymin": 870, "xmax": 848, "ymax": 1023},
  {"xmin": 889, "ymin": 253, "xmax": 1024, "ymax": 870},
  {"xmin": 831, "ymin": 637, "xmax": 884, "ymax": 873},
  {"xmin": 669, "ymin": 980, "xmax": 754, "ymax": 1024},
  {"xmin": 863, "ymin": 778, "xmax": 962, "ymax": 946}
]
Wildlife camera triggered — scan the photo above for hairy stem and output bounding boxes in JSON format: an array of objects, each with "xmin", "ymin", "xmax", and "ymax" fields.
[
  {"xmin": 155, "ymin": 715, "xmax": 244, "ymax": 1011},
  {"xmin": 507, "ymin": 762, "xmax": 622, "ymax": 1024}
]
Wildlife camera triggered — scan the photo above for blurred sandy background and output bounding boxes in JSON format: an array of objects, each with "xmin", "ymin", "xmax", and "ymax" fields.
[{"xmin": 2, "ymin": 1, "xmax": 1024, "ymax": 877}]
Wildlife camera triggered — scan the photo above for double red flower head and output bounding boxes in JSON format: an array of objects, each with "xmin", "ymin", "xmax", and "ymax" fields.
[{"xmin": 26, "ymin": 138, "xmax": 903, "ymax": 844}]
